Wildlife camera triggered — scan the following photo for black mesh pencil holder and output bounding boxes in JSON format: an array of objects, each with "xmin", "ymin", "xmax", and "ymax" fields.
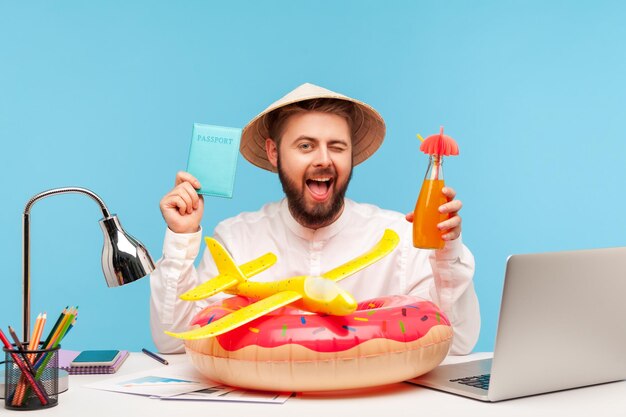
[{"xmin": 3, "ymin": 344, "xmax": 59, "ymax": 410}]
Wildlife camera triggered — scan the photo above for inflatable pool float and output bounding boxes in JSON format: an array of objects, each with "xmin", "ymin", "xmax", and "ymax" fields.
[{"xmin": 184, "ymin": 294, "xmax": 453, "ymax": 392}]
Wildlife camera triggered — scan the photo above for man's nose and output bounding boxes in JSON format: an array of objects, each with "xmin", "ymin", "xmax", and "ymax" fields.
[{"xmin": 313, "ymin": 146, "xmax": 332, "ymax": 167}]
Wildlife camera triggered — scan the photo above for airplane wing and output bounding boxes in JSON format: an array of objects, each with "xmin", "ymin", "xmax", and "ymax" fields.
[
  {"xmin": 166, "ymin": 291, "xmax": 302, "ymax": 340},
  {"xmin": 322, "ymin": 229, "xmax": 400, "ymax": 282},
  {"xmin": 180, "ymin": 274, "xmax": 240, "ymax": 301}
]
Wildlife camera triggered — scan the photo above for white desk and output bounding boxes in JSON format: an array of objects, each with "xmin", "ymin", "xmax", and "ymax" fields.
[{"xmin": 5, "ymin": 352, "xmax": 625, "ymax": 416}]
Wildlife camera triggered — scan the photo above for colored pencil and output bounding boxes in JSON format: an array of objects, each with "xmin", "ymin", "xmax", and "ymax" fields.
[
  {"xmin": 8, "ymin": 306, "xmax": 78, "ymax": 406},
  {"xmin": 0, "ymin": 329, "xmax": 49, "ymax": 406},
  {"xmin": 34, "ymin": 307, "xmax": 77, "ymax": 374},
  {"xmin": 34, "ymin": 309, "xmax": 64, "ymax": 365},
  {"xmin": 45, "ymin": 308, "xmax": 72, "ymax": 349},
  {"xmin": 19, "ymin": 307, "xmax": 78, "ymax": 407},
  {"xmin": 14, "ymin": 313, "xmax": 46, "ymax": 406},
  {"xmin": 52, "ymin": 307, "xmax": 76, "ymax": 347},
  {"xmin": 53, "ymin": 309, "xmax": 76, "ymax": 347},
  {"xmin": 40, "ymin": 306, "xmax": 67, "ymax": 349},
  {"xmin": 28, "ymin": 313, "xmax": 46, "ymax": 361},
  {"xmin": 63, "ymin": 316, "xmax": 78, "ymax": 341},
  {"xmin": 7, "ymin": 327, "xmax": 38, "ymax": 375},
  {"xmin": 35, "ymin": 313, "xmax": 46, "ymax": 345},
  {"xmin": 7, "ymin": 326, "xmax": 42, "ymax": 406},
  {"xmin": 27, "ymin": 314, "xmax": 43, "ymax": 351},
  {"xmin": 13, "ymin": 313, "xmax": 48, "ymax": 406}
]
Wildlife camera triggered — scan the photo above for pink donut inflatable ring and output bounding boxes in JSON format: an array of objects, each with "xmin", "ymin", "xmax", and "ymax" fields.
[{"xmin": 184, "ymin": 295, "xmax": 453, "ymax": 392}]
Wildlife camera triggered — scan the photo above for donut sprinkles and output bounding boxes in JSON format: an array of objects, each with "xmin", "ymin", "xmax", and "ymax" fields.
[{"xmin": 184, "ymin": 295, "xmax": 453, "ymax": 392}]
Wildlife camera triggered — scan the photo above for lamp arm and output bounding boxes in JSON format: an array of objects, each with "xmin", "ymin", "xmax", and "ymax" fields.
[
  {"xmin": 22, "ymin": 187, "xmax": 112, "ymax": 342},
  {"xmin": 24, "ymin": 187, "xmax": 111, "ymax": 218}
]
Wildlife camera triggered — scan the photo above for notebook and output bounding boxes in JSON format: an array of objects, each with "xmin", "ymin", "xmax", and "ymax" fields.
[
  {"xmin": 408, "ymin": 246, "xmax": 626, "ymax": 401},
  {"xmin": 59, "ymin": 350, "xmax": 129, "ymax": 375},
  {"xmin": 186, "ymin": 123, "xmax": 242, "ymax": 198}
]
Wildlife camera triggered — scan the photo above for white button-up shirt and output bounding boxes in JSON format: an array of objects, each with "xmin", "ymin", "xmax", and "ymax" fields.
[{"xmin": 150, "ymin": 198, "xmax": 480, "ymax": 354}]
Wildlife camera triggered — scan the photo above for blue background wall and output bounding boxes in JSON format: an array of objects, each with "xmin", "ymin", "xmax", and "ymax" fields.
[{"xmin": 1, "ymin": 1, "xmax": 625, "ymax": 352}]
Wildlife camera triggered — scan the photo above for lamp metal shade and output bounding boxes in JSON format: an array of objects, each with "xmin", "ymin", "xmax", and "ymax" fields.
[{"xmin": 99, "ymin": 215, "xmax": 155, "ymax": 287}]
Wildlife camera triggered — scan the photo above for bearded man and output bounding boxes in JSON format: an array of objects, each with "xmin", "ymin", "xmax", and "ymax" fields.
[{"xmin": 150, "ymin": 83, "xmax": 480, "ymax": 354}]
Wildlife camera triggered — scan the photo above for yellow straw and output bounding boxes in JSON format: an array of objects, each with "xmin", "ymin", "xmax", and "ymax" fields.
[{"xmin": 416, "ymin": 134, "xmax": 425, "ymax": 143}]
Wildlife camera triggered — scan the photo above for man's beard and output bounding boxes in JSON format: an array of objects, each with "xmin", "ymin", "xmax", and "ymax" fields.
[{"xmin": 277, "ymin": 156, "xmax": 352, "ymax": 229}]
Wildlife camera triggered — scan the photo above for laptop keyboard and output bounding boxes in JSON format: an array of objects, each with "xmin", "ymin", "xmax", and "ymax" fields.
[{"xmin": 450, "ymin": 374, "xmax": 491, "ymax": 390}]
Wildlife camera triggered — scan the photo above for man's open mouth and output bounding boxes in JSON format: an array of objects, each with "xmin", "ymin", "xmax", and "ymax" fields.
[{"xmin": 306, "ymin": 177, "xmax": 334, "ymax": 201}]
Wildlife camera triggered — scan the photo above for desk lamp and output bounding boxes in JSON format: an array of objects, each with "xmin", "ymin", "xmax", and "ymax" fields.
[{"xmin": 22, "ymin": 187, "xmax": 155, "ymax": 342}]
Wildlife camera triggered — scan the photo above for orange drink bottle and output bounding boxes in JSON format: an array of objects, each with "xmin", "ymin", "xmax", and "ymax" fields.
[{"xmin": 413, "ymin": 154, "xmax": 448, "ymax": 249}]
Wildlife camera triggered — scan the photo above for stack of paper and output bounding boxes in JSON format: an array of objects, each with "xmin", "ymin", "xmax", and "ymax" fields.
[{"xmin": 85, "ymin": 363, "xmax": 291, "ymax": 404}]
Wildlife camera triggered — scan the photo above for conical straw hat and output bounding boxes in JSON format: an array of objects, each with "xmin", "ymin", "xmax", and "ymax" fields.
[{"xmin": 240, "ymin": 83, "xmax": 386, "ymax": 172}]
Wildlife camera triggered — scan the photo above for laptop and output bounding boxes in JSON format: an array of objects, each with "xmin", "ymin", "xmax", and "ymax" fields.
[{"xmin": 408, "ymin": 246, "xmax": 626, "ymax": 401}]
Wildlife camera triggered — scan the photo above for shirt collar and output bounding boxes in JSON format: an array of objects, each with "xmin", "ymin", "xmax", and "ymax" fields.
[{"xmin": 280, "ymin": 198, "xmax": 353, "ymax": 242}]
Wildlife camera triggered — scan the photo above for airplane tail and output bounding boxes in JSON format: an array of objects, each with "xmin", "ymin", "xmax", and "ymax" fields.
[
  {"xmin": 205, "ymin": 237, "xmax": 247, "ymax": 283},
  {"xmin": 180, "ymin": 238, "xmax": 277, "ymax": 301}
]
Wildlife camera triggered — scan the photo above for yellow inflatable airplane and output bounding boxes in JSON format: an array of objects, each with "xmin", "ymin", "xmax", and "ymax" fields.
[{"xmin": 165, "ymin": 229, "xmax": 400, "ymax": 340}]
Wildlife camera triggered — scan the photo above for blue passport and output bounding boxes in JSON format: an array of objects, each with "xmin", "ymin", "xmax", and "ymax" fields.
[{"xmin": 186, "ymin": 123, "xmax": 242, "ymax": 198}]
